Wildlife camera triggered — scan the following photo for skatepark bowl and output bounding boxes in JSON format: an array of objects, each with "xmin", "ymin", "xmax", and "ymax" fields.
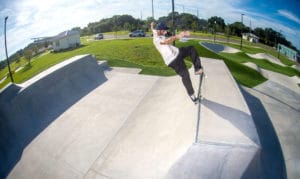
[{"xmin": 0, "ymin": 54, "xmax": 287, "ymax": 178}]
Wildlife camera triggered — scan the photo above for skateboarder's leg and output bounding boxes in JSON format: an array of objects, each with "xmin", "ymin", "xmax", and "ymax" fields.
[
  {"xmin": 179, "ymin": 69, "xmax": 194, "ymax": 95},
  {"xmin": 169, "ymin": 58, "xmax": 195, "ymax": 96},
  {"xmin": 179, "ymin": 46, "xmax": 202, "ymax": 73}
]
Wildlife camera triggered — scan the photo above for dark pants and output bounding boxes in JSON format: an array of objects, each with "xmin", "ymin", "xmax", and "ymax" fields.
[{"xmin": 168, "ymin": 46, "xmax": 202, "ymax": 96}]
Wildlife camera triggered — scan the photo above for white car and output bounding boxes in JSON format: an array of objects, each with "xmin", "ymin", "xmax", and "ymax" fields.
[
  {"xmin": 129, "ymin": 30, "xmax": 145, "ymax": 37},
  {"xmin": 94, "ymin": 33, "xmax": 103, "ymax": 40}
]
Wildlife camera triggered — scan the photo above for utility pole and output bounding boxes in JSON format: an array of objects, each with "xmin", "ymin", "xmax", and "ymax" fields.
[
  {"xmin": 172, "ymin": 0, "xmax": 175, "ymax": 46},
  {"xmin": 152, "ymin": 0, "xmax": 154, "ymax": 19},
  {"xmin": 249, "ymin": 19, "xmax": 251, "ymax": 33},
  {"xmin": 214, "ymin": 21, "xmax": 216, "ymax": 43},
  {"xmin": 240, "ymin": 13, "xmax": 244, "ymax": 49},
  {"xmin": 197, "ymin": 9, "xmax": 199, "ymax": 31},
  {"xmin": 4, "ymin": 16, "xmax": 14, "ymax": 83}
]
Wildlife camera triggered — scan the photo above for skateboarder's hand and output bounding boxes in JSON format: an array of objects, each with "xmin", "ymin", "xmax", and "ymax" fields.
[
  {"xmin": 177, "ymin": 31, "xmax": 190, "ymax": 39},
  {"xmin": 150, "ymin": 22, "xmax": 156, "ymax": 30}
]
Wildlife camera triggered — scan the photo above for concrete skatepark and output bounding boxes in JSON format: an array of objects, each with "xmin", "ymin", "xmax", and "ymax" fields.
[{"xmin": 0, "ymin": 52, "xmax": 297, "ymax": 178}]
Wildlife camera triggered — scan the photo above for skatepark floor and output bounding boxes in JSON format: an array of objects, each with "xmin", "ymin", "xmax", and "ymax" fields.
[{"xmin": 0, "ymin": 54, "xmax": 296, "ymax": 178}]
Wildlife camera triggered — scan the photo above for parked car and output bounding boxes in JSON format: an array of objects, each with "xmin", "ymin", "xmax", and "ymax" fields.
[
  {"xmin": 129, "ymin": 30, "xmax": 146, "ymax": 37},
  {"xmin": 94, "ymin": 33, "xmax": 103, "ymax": 40}
]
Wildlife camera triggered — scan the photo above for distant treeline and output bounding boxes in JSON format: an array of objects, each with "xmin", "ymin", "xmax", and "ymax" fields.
[
  {"xmin": 1, "ymin": 12, "xmax": 298, "ymax": 70},
  {"xmin": 76, "ymin": 12, "xmax": 297, "ymax": 51}
]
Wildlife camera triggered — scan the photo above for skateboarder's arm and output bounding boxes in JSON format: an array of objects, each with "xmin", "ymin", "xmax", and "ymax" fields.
[
  {"xmin": 150, "ymin": 22, "xmax": 156, "ymax": 31},
  {"xmin": 160, "ymin": 31, "xmax": 190, "ymax": 45}
]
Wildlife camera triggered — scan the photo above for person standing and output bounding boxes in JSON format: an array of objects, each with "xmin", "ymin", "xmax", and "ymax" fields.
[{"xmin": 151, "ymin": 22, "xmax": 203, "ymax": 103}]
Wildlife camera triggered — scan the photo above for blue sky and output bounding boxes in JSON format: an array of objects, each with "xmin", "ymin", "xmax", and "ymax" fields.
[{"xmin": 0, "ymin": 0, "xmax": 299, "ymax": 61}]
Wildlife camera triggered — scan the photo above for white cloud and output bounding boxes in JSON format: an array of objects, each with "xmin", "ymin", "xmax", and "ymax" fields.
[
  {"xmin": 278, "ymin": 9, "xmax": 300, "ymax": 24},
  {"xmin": 0, "ymin": 0, "xmax": 299, "ymax": 61}
]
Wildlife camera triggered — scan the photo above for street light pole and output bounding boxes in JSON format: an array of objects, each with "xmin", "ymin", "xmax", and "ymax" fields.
[
  {"xmin": 4, "ymin": 16, "xmax": 14, "ymax": 83},
  {"xmin": 240, "ymin": 13, "xmax": 244, "ymax": 49},
  {"xmin": 172, "ymin": 0, "xmax": 175, "ymax": 46},
  {"xmin": 214, "ymin": 21, "xmax": 216, "ymax": 43},
  {"xmin": 197, "ymin": 9, "xmax": 199, "ymax": 31}
]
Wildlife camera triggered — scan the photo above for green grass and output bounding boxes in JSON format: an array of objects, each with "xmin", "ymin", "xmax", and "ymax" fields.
[
  {"xmin": 0, "ymin": 38, "xmax": 171, "ymax": 89},
  {"xmin": 178, "ymin": 40, "xmax": 267, "ymax": 87},
  {"xmin": 191, "ymin": 32, "xmax": 294, "ymax": 66},
  {"xmin": 218, "ymin": 41, "xmax": 294, "ymax": 66},
  {"xmin": 103, "ymin": 31, "xmax": 130, "ymax": 35},
  {"xmin": 220, "ymin": 52, "xmax": 300, "ymax": 77},
  {"xmin": 0, "ymin": 57, "xmax": 28, "ymax": 79},
  {"xmin": 0, "ymin": 38, "xmax": 276, "ymax": 89}
]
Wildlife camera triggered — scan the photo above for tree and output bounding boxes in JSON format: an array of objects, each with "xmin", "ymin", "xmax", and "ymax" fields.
[
  {"xmin": 179, "ymin": 13, "xmax": 198, "ymax": 30},
  {"xmin": 24, "ymin": 49, "xmax": 33, "ymax": 65},
  {"xmin": 264, "ymin": 28, "xmax": 277, "ymax": 47},
  {"xmin": 198, "ymin": 19, "xmax": 208, "ymax": 32},
  {"xmin": 228, "ymin": 22, "xmax": 245, "ymax": 36},
  {"xmin": 207, "ymin": 16, "xmax": 225, "ymax": 32},
  {"xmin": 71, "ymin": 27, "xmax": 81, "ymax": 32},
  {"xmin": 254, "ymin": 27, "xmax": 265, "ymax": 43},
  {"xmin": 225, "ymin": 24, "xmax": 231, "ymax": 42},
  {"xmin": 32, "ymin": 45, "xmax": 39, "ymax": 56},
  {"xmin": 124, "ymin": 22, "xmax": 131, "ymax": 31},
  {"xmin": 14, "ymin": 53, "xmax": 21, "ymax": 63},
  {"xmin": 144, "ymin": 17, "xmax": 155, "ymax": 32},
  {"xmin": 191, "ymin": 21, "xmax": 197, "ymax": 32}
]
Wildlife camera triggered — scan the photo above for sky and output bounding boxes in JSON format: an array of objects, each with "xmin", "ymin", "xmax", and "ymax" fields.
[{"xmin": 0, "ymin": 0, "xmax": 299, "ymax": 61}]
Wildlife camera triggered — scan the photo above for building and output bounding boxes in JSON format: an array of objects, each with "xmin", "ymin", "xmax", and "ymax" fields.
[
  {"xmin": 52, "ymin": 30, "xmax": 80, "ymax": 52},
  {"xmin": 278, "ymin": 43, "xmax": 298, "ymax": 62},
  {"xmin": 242, "ymin": 33, "xmax": 259, "ymax": 43}
]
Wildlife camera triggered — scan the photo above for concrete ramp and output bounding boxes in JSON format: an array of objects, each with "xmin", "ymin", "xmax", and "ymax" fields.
[
  {"xmin": 0, "ymin": 54, "xmax": 108, "ymax": 177},
  {"xmin": 2, "ymin": 55, "xmax": 264, "ymax": 178},
  {"xmin": 244, "ymin": 62, "xmax": 300, "ymax": 94},
  {"xmin": 246, "ymin": 53, "xmax": 286, "ymax": 66}
]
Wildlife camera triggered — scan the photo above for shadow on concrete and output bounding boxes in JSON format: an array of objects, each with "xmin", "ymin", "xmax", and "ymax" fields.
[
  {"xmin": 0, "ymin": 55, "xmax": 108, "ymax": 178},
  {"xmin": 240, "ymin": 87, "xmax": 287, "ymax": 179},
  {"xmin": 202, "ymin": 98, "xmax": 260, "ymax": 145},
  {"xmin": 166, "ymin": 90, "xmax": 286, "ymax": 178}
]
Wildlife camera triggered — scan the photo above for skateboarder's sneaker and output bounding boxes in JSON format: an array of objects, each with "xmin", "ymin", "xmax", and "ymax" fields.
[
  {"xmin": 190, "ymin": 95, "xmax": 199, "ymax": 104},
  {"xmin": 195, "ymin": 68, "xmax": 203, "ymax": 75}
]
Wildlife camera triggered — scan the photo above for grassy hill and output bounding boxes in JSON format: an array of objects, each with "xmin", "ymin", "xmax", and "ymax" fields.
[{"xmin": 0, "ymin": 35, "xmax": 298, "ymax": 89}]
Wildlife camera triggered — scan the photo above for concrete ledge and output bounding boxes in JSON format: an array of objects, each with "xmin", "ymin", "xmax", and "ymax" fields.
[
  {"xmin": 198, "ymin": 58, "xmax": 260, "ymax": 147},
  {"xmin": 167, "ymin": 142, "xmax": 261, "ymax": 179}
]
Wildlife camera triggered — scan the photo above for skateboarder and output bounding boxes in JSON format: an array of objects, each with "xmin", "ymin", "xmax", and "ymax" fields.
[{"xmin": 151, "ymin": 22, "xmax": 203, "ymax": 103}]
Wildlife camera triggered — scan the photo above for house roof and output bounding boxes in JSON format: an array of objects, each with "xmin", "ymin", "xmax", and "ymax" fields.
[
  {"xmin": 242, "ymin": 33, "xmax": 259, "ymax": 39},
  {"xmin": 52, "ymin": 30, "xmax": 80, "ymax": 41},
  {"xmin": 32, "ymin": 30, "xmax": 80, "ymax": 43}
]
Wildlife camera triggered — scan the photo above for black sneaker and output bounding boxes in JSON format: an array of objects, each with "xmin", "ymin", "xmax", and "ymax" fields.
[
  {"xmin": 190, "ymin": 96, "xmax": 199, "ymax": 104},
  {"xmin": 194, "ymin": 68, "xmax": 203, "ymax": 75}
]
